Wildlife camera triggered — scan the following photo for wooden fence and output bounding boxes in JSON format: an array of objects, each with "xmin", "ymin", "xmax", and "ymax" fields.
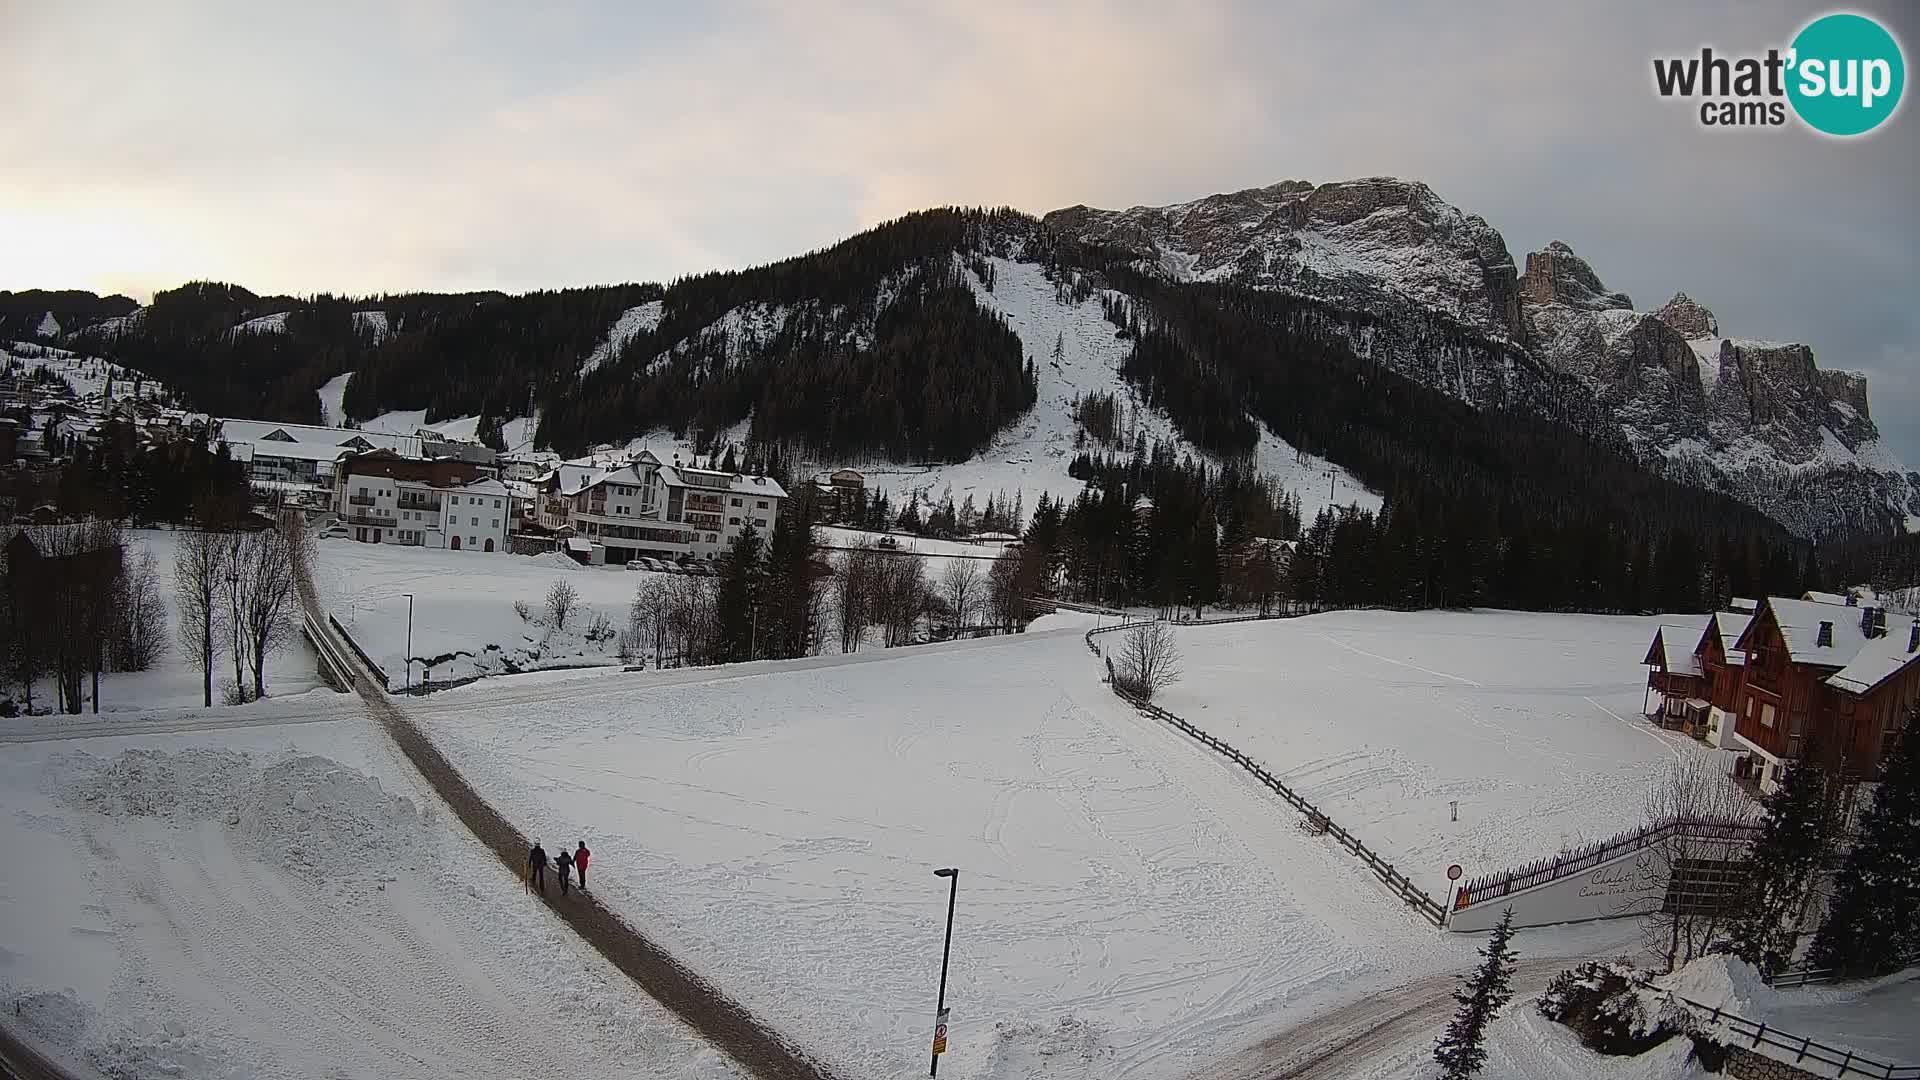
[
  {"xmin": 1085, "ymin": 621, "xmax": 1448, "ymax": 926},
  {"xmin": 1671, "ymin": 991, "xmax": 1919, "ymax": 1079},
  {"xmin": 1455, "ymin": 815, "xmax": 1762, "ymax": 911}
]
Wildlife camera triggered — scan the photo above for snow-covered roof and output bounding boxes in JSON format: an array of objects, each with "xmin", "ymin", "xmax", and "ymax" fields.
[
  {"xmin": 456, "ymin": 477, "xmax": 510, "ymax": 498},
  {"xmin": 1728, "ymin": 597, "xmax": 1758, "ymax": 613},
  {"xmin": 657, "ymin": 465, "xmax": 788, "ymax": 500},
  {"xmin": 217, "ymin": 418, "xmax": 422, "ymax": 457},
  {"xmin": 1761, "ymin": 598, "xmax": 1874, "ymax": 667},
  {"xmin": 1653, "ymin": 624, "xmax": 1703, "ymax": 676},
  {"xmin": 543, "ymin": 463, "xmax": 608, "ymax": 496},
  {"xmin": 566, "ymin": 537, "xmax": 593, "ymax": 553},
  {"xmin": 1825, "ymin": 620, "xmax": 1920, "ymax": 695},
  {"xmin": 1802, "ymin": 590, "xmax": 1850, "ymax": 607},
  {"xmin": 244, "ymin": 440, "xmax": 354, "ymax": 463},
  {"xmin": 1708, "ymin": 610, "xmax": 1755, "ymax": 666}
]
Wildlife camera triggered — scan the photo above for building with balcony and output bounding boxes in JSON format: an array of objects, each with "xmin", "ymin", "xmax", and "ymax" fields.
[
  {"xmin": 333, "ymin": 450, "xmax": 511, "ymax": 552},
  {"xmin": 540, "ymin": 450, "xmax": 786, "ymax": 563}
]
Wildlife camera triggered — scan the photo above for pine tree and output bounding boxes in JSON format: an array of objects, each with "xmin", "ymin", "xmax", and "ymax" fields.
[
  {"xmin": 1434, "ymin": 908, "xmax": 1519, "ymax": 1080},
  {"xmin": 715, "ymin": 524, "xmax": 764, "ymax": 663},
  {"xmin": 1808, "ymin": 710, "xmax": 1920, "ymax": 976},
  {"xmin": 1726, "ymin": 739, "xmax": 1840, "ymax": 974}
]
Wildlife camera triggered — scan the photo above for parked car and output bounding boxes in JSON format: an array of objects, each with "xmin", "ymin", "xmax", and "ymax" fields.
[
  {"xmin": 877, "ymin": 536, "xmax": 899, "ymax": 549},
  {"xmin": 625, "ymin": 558, "xmax": 648, "ymax": 571}
]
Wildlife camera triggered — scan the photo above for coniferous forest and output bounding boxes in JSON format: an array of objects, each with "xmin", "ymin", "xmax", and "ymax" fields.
[{"xmin": 9, "ymin": 204, "xmax": 1869, "ymax": 617}]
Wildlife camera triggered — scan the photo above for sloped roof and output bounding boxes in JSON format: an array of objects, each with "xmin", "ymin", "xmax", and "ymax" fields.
[
  {"xmin": 1646, "ymin": 623, "xmax": 1704, "ymax": 675},
  {"xmin": 1803, "ymin": 590, "xmax": 1849, "ymax": 606},
  {"xmin": 1708, "ymin": 610, "xmax": 1755, "ymax": 666},
  {"xmin": 657, "ymin": 465, "xmax": 788, "ymax": 499},
  {"xmin": 217, "ymin": 418, "xmax": 421, "ymax": 457},
  {"xmin": 1826, "ymin": 619, "xmax": 1920, "ymax": 695},
  {"xmin": 456, "ymin": 477, "xmax": 510, "ymax": 498},
  {"xmin": 1755, "ymin": 597, "xmax": 1874, "ymax": 667}
]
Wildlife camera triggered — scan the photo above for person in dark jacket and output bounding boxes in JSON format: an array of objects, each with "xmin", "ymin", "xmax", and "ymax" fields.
[
  {"xmin": 574, "ymin": 841, "xmax": 591, "ymax": 889},
  {"xmin": 527, "ymin": 842, "xmax": 549, "ymax": 895},
  {"xmin": 554, "ymin": 846, "xmax": 574, "ymax": 896}
]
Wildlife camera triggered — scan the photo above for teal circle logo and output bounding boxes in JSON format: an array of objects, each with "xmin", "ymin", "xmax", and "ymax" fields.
[{"xmin": 1787, "ymin": 13, "xmax": 1905, "ymax": 136}]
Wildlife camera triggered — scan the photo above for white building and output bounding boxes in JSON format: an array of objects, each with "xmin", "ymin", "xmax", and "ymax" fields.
[
  {"xmin": 544, "ymin": 450, "xmax": 786, "ymax": 563},
  {"xmin": 334, "ymin": 450, "xmax": 512, "ymax": 552}
]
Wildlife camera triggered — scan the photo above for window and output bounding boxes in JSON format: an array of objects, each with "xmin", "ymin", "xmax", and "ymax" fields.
[
  {"xmin": 468, "ymin": 536, "xmax": 477, "ymax": 548},
  {"xmin": 754, "ymin": 518, "xmax": 766, "ymax": 528},
  {"xmin": 1761, "ymin": 703, "xmax": 1776, "ymax": 729},
  {"xmin": 729, "ymin": 517, "xmax": 740, "ymax": 525},
  {"xmin": 451, "ymin": 496, "xmax": 459, "ymax": 505},
  {"xmin": 731, "ymin": 497, "xmax": 742, "ymax": 507},
  {"xmin": 358, "ymin": 486, "xmax": 367, "ymax": 496},
  {"xmin": 471, "ymin": 516, "xmax": 479, "ymax": 526},
  {"xmin": 491, "ymin": 519, "xmax": 499, "ymax": 528},
  {"xmin": 493, "ymin": 499, "xmax": 501, "ymax": 508},
  {"xmin": 757, "ymin": 500, "xmax": 767, "ymax": 509}
]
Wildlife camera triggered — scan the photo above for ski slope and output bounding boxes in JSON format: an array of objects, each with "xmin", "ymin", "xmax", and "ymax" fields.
[
  {"xmin": 1156, "ymin": 610, "xmax": 1724, "ymax": 897},
  {"xmin": 406, "ymin": 616, "xmax": 1643, "ymax": 1080},
  {"xmin": 825, "ymin": 257, "xmax": 1378, "ymax": 523},
  {"xmin": 0, "ymin": 718, "xmax": 737, "ymax": 1080}
]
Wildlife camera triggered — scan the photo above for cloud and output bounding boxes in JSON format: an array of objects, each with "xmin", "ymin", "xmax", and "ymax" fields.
[{"xmin": 1, "ymin": 0, "xmax": 1915, "ymax": 463}]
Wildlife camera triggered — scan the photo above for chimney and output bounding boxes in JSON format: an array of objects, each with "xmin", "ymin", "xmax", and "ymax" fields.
[
  {"xmin": 1861, "ymin": 606, "xmax": 1886, "ymax": 640},
  {"xmin": 1816, "ymin": 621, "xmax": 1834, "ymax": 647}
]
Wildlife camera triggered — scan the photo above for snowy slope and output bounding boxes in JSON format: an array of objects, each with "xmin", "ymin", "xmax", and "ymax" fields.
[
  {"xmin": 2, "ymin": 342, "xmax": 173, "ymax": 403},
  {"xmin": 580, "ymin": 300, "xmax": 664, "ymax": 379},
  {"xmin": 230, "ymin": 311, "xmax": 290, "ymax": 335},
  {"xmin": 402, "ymin": 616, "xmax": 1667, "ymax": 1080},
  {"xmin": 353, "ymin": 309, "xmax": 390, "ymax": 343},
  {"xmin": 0, "ymin": 720, "xmax": 738, "ymax": 1080},
  {"xmin": 35, "ymin": 311, "xmax": 60, "ymax": 337},
  {"xmin": 826, "ymin": 257, "xmax": 1377, "ymax": 522},
  {"xmin": 1156, "ymin": 609, "xmax": 1720, "ymax": 897},
  {"xmin": 316, "ymin": 371, "xmax": 352, "ymax": 427}
]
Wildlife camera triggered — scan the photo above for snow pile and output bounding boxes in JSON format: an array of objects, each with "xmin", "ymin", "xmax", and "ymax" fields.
[
  {"xmin": 979, "ymin": 1017, "xmax": 1113, "ymax": 1080},
  {"xmin": 54, "ymin": 748, "xmax": 425, "ymax": 881}
]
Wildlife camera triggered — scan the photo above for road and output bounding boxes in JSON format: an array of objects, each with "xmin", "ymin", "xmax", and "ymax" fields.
[{"xmin": 1183, "ymin": 959, "xmax": 1579, "ymax": 1080}]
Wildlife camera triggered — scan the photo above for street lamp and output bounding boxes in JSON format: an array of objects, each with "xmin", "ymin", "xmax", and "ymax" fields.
[
  {"xmin": 930, "ymin": 867, "xmax": 958, "ymax": 1077},
  {"xmin": 401, "ymin": 592, "xmax": 414, "ymax": 690}
]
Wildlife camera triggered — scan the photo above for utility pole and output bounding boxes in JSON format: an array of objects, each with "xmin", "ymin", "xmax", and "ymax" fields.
[{"xmin": 402, "ymin": 592, "xmax": 414, "ymax": 690}]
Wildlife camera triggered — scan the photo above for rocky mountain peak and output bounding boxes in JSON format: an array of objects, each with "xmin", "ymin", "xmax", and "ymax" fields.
[
  {"xmin": 1653, "ymin": 292, "xmax": 1719, "ymax": 339},
  {"xmin": 1519, "ymin": 241, "xmax": 1633, "ymax": 311}
]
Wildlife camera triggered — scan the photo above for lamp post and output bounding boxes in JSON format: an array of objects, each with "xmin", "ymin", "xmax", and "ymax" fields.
[
  {"xmin": 930, "ymin": 867, "xmax": 958, "ymax": 1077},
  {"xmin": 401, "ymin": 592, "xmax": 414, "ymax": 690}
]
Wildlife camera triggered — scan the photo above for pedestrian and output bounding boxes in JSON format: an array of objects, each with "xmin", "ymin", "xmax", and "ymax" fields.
[
  {"xmin": 574, "ymin": 841, "xmax": 591, "ymax": 889},
  {"xmin": 527, "ymin": 842, "xmax": 549, "ymax": 896},
  {"xmin": 555, "ymin": 845, "xmax": 574, "ymax": 896}
]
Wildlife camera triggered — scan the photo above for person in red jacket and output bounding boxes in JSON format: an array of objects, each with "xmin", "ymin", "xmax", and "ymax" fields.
[{"xmin": 574, "ymin": 841, "xmax": 591, "ymax": 889}]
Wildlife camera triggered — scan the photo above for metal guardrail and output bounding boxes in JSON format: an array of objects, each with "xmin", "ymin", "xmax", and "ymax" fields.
[
  {"xmin": 1669, "ymin": 991, "xmax": 1920, "ymax": 1079},
  {"xmin": 1456, "ymin": 815, "xmax": 1762, "ymax": 910},
  {"xmin": 1085, "ymin": 620, "xmax": 1448, "ymax": 926},
  {"xmin": 324, "ymin": 613, "xmax": 390, "ymax": 687},
  {"xmin": 1763, "ymin": 950, "xmax": 1920, "ymax": 990}
]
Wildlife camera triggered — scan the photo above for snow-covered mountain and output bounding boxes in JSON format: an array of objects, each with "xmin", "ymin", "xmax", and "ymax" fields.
[{"xmin": 1042, "ymin": 177, "xmax": 1917, "ymax": 537}]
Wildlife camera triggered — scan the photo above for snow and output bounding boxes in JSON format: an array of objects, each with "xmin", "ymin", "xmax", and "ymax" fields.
[
  {"xmin": 352, "ymin": 308, "xmax": 389, "ymax": 343},
  {"xmin": 1155, "ymin": 609, "xmax": 1726, "ymax": 897},
  {"xmin": 35, "ymin": 311, "xmax": 59, "ymax": 337},
  {"xmin": 316, "ymin": 371, "xmax": 352, "ymax": 427},
  {"xmin": 839, "ymin": 256, "xmax": 1376, "ymax": 525},
  {"xmin": 0, "ymin": 718, "xmax": 737, "ymax": 1080},
  {"xmin": 1657, "ymin": 956, "xmax": 1920, "ymax": 1073},
  {"xmin": 1687, "ymin": 336, "xmax": 1726, "ymax": 391},
  {"xmin": 1351, "ymin": 1005, "xmax": 1702, "ymax": 1080},
  {"xmin": 230, "ymin": 311, "xmax": 291, "ymax": 335},
  {"xmin": 580, "ymin": 300, "xmax": 664, "ymax": 379},
  {"xmin": 311, "ymin": 537, "xmax": 654, "ymax": 689},
  {"xmin": 409, "ymin": 623, "xmax": 1544, "ymax": 1080},
  {"xmin": 357, "ymin": 407, "xmax": 537, "ymax": 451},
  {"xmin": 1, "ymin": 343, "xmax": 172, "ymax": 403},
  {"xmin": 5, "ymin": 529, "xmax": 326, "ymax": 714}
]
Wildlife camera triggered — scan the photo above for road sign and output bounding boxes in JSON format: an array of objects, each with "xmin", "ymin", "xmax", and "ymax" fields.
[
  {"xmin": 1447, "ymin": 864, "xmax": 1463, "ymax": 881},
  {"xmin": 931, "ymin": 1008, "xmax": 950, "ymax": 1055}
]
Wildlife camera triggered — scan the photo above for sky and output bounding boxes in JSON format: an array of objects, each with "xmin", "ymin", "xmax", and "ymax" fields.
[{"xmin": 3, "ymin": 0, "xmax": 1917, "ymax": 461}]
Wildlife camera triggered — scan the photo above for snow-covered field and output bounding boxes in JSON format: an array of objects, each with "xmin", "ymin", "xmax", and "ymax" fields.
[
  {"xmin": 1155, "ymin": 610, "xmax": 1723, "ymax": 897},
  {"xmin": 20, "ymin": 529, "xmax": 326, "ymax": 715},
  {"xmin": 311, "ymin": 537, "xmax": 658, "ymax": 689},
  {"xmin": 0, "ymin": 718, "xmax": 737, "ymax": 1080},
  {"xmin": 2, "ymin": 342, "xmax": 172, "ymax": 403},
  {"xmin": 406, "ymin": 614, "xmax": 1645, "ymax": 1080}
]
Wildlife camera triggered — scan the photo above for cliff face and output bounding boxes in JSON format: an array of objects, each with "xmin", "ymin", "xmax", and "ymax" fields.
[{"xmin": 1046, "ymin": 182, "xmax": 1916, "ymax": 537}]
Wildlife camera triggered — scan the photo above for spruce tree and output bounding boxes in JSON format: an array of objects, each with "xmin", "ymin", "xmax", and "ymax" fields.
[
  {"xmin": 1808, "ymin": 710, "xmax": 1920, "ymax": 976},
  {"xmin": 1434, "ymin": 908, "xmax": 1519, "ymax": 1080},
  {"xmin": 715, "ymin": 524, "xmax": 764, "ymax": 663},
  {"xmin": 1726, "ymin": 739, "xmax": 1839, "ymax": 974}
]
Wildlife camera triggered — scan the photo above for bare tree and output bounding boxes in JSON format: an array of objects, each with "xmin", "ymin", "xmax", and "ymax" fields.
[
  {"xmin": 174, "ymin": 528, "xmax": 227, "ymax": 708},
  {"xmin": 546, "ymin": 579, "xmax": 580, "ymax": 629},
  {"xmin": 835, "ymin": 544, "xmax": 878, "ymax": 653},
  {"xmin": 941, "ymin": 559, "xmax": 982, "ymax": 632},
  {"xmin": 987, "ymin": 548, "xmax": 1033, "ymax": 633},
  {"xmin": 1116, "ymin": 621, "xmax": 1182, "ymax": 701},
  {"xmin": 1641, "ymin": 757, "xmax": 1755, "ymax": 973},
  {"xmin": 235, "ymin": 527, "xmax": 298, "ymax": 700},
  {"xmin": 22, "ymin": 519, "xmax": 124, "ymax": 713},
  {"xmin": 874, "ymin": 553, "xmax": 931, "ymax": 647},
  {"xmin": 113, "ymin": 545, "xmax": 169, "ymax": 671}
]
